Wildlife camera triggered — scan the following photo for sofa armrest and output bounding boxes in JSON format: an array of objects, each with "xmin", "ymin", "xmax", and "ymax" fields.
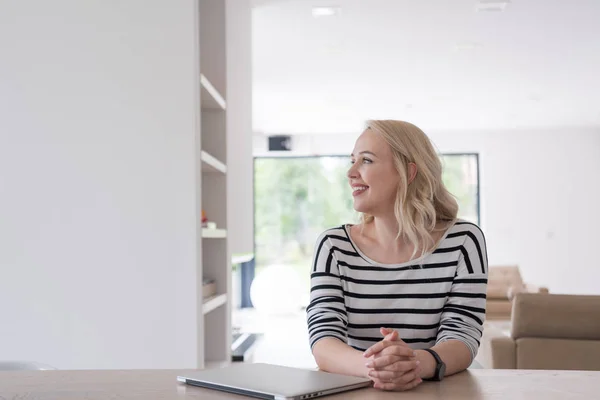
[
  {"xmin": 524, "ymin": 283, "xmax": 549, "ymax": 294},
  {"xmin": 480, "ymin": 325, "xmax": 517, "ymax": 369}
]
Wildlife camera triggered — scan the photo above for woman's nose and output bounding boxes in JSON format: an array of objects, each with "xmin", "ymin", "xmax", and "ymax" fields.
[{"xmin": 347, "ymin": 163, "xmax": 358, "ymax": 179}]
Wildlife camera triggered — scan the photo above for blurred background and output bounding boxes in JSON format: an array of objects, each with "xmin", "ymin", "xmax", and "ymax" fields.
[{"xmin": 235, "ymin": 0, "xmax": 600, "ymax": 369}]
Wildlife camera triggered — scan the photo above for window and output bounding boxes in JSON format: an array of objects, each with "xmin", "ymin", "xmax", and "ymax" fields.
[{"xmin": 250, "ymin": 154, "xmax": 479, "ymax": 310}]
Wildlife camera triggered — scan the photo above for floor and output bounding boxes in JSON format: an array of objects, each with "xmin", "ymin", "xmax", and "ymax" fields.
[{"xmin": 232, "ymin": 308, "xmax": 317, "ymax": 369}]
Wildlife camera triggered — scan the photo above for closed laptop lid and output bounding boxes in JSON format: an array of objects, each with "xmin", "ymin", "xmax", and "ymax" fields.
[{"xmin": 177, "ymin": 363, "xmax": 371, "ymax": 399}]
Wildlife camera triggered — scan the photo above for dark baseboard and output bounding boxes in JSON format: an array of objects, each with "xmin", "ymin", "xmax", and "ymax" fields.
[{"xmin": 231, "ymin": 332, "xmax": 262, "ymax": 362}]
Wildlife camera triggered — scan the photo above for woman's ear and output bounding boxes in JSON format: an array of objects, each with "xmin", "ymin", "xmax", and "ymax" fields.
[{"xmin": 408, "ymin": 162, "xmax": 417, "ymax": 184}]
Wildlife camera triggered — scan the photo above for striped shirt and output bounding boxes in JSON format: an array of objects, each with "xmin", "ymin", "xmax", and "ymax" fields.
[{"xmin": 306, "ymin": 220, "xmax": 488, "ymax": 360}]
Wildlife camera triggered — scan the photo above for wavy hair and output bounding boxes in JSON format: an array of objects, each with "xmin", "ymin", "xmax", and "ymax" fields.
[{"xmin": 361, "ymin": 120, "xmax": 459, "ymax": 259}]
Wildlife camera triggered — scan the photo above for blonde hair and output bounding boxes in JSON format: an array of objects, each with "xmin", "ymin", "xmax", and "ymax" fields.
[{"xmin": 361, "ymin": 120, "xmax": 458, "ymax": 259}]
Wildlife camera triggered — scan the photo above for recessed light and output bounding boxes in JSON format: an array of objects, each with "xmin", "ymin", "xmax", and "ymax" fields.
[
  {"xmin": 476, "ymin": 0, "xmax": 510, "ymax": 12},
  {"xmin": 312, "ymin": 6, "xmax": 341, "ymax": 17}
]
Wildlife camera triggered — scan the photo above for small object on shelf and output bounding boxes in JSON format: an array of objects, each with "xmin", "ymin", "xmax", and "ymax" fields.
[
  {"xmin": 201, "ymin": 210, "xmax": 217, "ymax": 229},
  {"xmin": 202, "ymin": 278, "xmax": 216, "ymax": 299}
]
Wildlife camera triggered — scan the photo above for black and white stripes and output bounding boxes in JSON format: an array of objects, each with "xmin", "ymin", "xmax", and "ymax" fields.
[{"xmin": 306, "ymin": 220, "xmax": 488, "ymax": 361}]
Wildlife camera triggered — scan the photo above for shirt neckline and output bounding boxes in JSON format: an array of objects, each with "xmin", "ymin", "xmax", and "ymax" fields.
[{"xmin": 341, "ymin": 220, "xmax": 458, "ymax": 267}]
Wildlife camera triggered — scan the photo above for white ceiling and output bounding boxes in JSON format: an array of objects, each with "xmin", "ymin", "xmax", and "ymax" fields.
[{"xmin": 251, "ymin": 0, "xmax": 600, "ymax": 134}]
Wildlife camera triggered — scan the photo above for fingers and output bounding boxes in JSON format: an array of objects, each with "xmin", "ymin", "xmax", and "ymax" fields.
[
  {"xmin": 367, "ymin": 350, "xmax": 423, "ymax": 392},
  {"xmin": 364, "ymin": 342, "xmax": 416, "ymax": 360},
  {"xmin": 369, "ymin": 369, "xmax": 414, "ymax": 382},
  {"xmin": 367, "ymin": 358, "xmax": 420, "ymax": 373},
  {"xmin": 380, "ymin": 327, "xmax": 401, "ymax": 342},
  {"xmin": 374, "ymin": 344, "xmax": 417, "ymax": 360},
  {"xmin": 364, "ymin": 340, "xmax": 402, "ymax": 358},
  {"xmin": 372, "ymin": 371, "xmax": 423, "ymax": 392},
  {"xmin": 383, "ymin": 329, "xmax": 398, "ymax": 341},
  {"xmin": 364, "ymin": 329, "xmax": 408, "ymax": 358},
  {"xmin": 373, "ymin": 376, "xmax": 422, "ymax": 391},
  {"xmin": 380, "ymin": 327, "xmax": 394, "ymax": 337}
]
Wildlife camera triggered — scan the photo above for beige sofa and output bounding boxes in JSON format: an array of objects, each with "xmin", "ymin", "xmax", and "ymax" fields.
[
  {"xmin": 486, "ymin": 266, "xmax": 549, "ymax": 320},
  {"xmin": 480, "ymin": 293, "xmax": 600, "ymax": 370}
]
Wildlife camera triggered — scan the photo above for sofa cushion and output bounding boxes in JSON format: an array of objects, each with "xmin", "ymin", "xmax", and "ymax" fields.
[
  {"xmin": 487, "ymin": 266, "xmax": 524, "ymax": 299},
  {"xmin": 487, "ymin": 284, "xmax": 510, "ymax": 299},
  {"xmin": 511, "ymin": 293, "xmax": 600, "ymax": 340},
  {"xmin": 488, "ymin": 266, "xmax": 523, "ymax": 286},
  {"xmin": 486, "ymin": 300, "xmax": 513, "ymax": 319},
  {"xmin": 516, "ymin": 338, "xmax": 600, "ymax": 370},
  {"xmin": 489, "ymin": 336, "xmax": 517, "ymax": 369}
]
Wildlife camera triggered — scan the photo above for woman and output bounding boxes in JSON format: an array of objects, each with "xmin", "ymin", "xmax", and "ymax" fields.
[{"xmin": 306, "ymin": 120, "xmax": 488, "ymax": 392}]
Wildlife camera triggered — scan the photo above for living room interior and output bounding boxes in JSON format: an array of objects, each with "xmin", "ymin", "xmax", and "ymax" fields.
[
  {"xmin": 1, "ymin": 0, "xmax": 600, "ymax": 383},
  {"xmin": 233, "ymin": 0, "xmax": 600, "ymax": 371}
]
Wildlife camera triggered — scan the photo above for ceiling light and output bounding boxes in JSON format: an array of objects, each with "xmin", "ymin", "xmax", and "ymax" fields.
[
  {"xmin": 476, "ymin": 0, "xmax": 510, "ymax": 12},
  {"xmin": 312, "ymin": 6, "xmax": 341, "ymax": 17},
  {"xmin": 528, "ymin": 94, "xmax": 542, "ymax": 102}
]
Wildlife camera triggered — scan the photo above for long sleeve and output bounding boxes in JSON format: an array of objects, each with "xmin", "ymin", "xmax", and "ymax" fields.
[
  {"xmin": 436, "ymin": 223, "xmax": 488, "ymax": 361},
  {"xmin": 306, "ymin": 231, "xmax": 348, "ymax": 349}
]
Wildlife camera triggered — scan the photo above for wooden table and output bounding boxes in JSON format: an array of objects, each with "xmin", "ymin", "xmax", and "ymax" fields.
[{"xmin": 1, "ymin": 368, "xmax": 598, "ymax": 399}]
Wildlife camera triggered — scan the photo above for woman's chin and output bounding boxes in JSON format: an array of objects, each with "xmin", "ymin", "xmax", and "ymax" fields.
[{"xmin": 352, "ymin": 201, "xmax": 370, "ymax": 214}]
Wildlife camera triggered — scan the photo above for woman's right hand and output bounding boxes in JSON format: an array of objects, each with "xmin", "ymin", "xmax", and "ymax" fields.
[{"xmin": 363, "ymin": 328, "xmax": 423, "ymax": 391}]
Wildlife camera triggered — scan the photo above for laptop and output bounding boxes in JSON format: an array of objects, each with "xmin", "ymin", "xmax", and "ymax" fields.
[{"xmin": 177, "ymin": 362, "xmax": 372, "ymax": 400}]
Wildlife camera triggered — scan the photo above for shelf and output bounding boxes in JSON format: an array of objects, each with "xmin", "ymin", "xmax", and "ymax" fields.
[
  {"xmin": 200, "ymin": 74, "xmax": 226, "ymax": 110},
  {"xmin": 203, "ymin": 293, "xmax": 227, "ymax": 315},
  {"xmin": 202, "ymin": 228, "xmax": 227, "ymax": 238},
  {"xmin": 201, "ymin": 150, "xmax": 227, "ymax": 174}
]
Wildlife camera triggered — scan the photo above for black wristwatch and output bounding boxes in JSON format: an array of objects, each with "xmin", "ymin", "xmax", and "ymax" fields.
[{"xmin": 422, "ymin": 348, "xmax": 446, "ymax": 381}]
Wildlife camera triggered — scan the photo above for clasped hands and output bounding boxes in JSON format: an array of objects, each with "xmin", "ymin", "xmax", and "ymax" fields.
[{"xmin": 362, "ymin": 327, "xmax": 423, "ymax": 391}]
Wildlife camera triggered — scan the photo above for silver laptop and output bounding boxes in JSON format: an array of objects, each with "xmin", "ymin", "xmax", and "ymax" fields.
[{"xmin": 177, "ymin": 362, "xmax": 372, "ymax": 400}]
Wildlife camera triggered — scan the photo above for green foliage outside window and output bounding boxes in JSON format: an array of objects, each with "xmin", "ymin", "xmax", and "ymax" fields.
[{"xmin": 254, "ymin": 155, "xmax": 478, "ymax": 297}]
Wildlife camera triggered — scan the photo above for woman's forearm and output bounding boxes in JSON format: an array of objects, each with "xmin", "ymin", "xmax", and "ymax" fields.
[
  {"xmin": 312, "ymin": 338, "xmax": 371, "ymax": 378},
  {"xmin": 415, "ymin": 340, "xmax": 472, "ymax": 379}
]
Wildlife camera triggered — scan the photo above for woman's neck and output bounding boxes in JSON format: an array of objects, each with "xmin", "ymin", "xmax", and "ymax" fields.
[
  {"xmin": 369, "ymin": 215, "xmax": 409, "ymax": 253},
  {"xmin": 364, "ymin": 215, "xmax": 451, "ymax": 256}
]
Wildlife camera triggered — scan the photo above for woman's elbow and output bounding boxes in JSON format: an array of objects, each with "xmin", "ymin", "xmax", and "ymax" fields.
[{"xmin": 311, "ymin": 341, "xmax": 330, "ymax": 370}]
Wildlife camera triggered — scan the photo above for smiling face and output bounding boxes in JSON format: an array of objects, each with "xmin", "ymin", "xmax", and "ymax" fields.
[{"xmin": 348, "ymin": 128, "xmax": 401, "ymax": 217}]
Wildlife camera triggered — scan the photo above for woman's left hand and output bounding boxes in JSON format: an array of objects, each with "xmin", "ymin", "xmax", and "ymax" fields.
[{"xmin": 364, "ymin": 328, "xmax": 423, "ymax": 391}]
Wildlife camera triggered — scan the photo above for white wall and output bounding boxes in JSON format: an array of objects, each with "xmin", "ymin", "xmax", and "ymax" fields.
[
  {"xmin": 227, "ymin": 0, "xmax": 254, "ymax": 259},
  {"xmin": 254, "ymin": 128, "xmax": 600, "ymax": 295},
  {"xmin": 0, "ymin": 0, "xmax": 199, "ymax": 369}
]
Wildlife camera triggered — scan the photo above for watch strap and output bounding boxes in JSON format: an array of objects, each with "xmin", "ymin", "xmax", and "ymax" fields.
[{"xmin": 422, "ymin": 348, "xmax": 444, "ymax": 381}]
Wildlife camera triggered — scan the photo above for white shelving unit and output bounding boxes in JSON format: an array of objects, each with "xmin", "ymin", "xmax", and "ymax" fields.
[
  {"xmin": 203, "ymin": 293, "xmax": 228, "ymax": 315},
  {"xmin": 201, "ymin": 151, "xmax": 227, "ymax": 174},
  {"xmin": 200, "ymin": 74, "xmax": 227, "ymax": 110},
  {"xmin": 202, "ymin": 228, "xmax": 227, "ymax": 239},
  {"xmin": 197, "ymin": 0, "xmax": 231, "ymax": 370}
]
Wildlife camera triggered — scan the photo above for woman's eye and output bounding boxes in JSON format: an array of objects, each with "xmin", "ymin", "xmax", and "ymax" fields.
[{"xmin": 350, "ymin": 157, "xmax": 371, "ymax": 165}]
